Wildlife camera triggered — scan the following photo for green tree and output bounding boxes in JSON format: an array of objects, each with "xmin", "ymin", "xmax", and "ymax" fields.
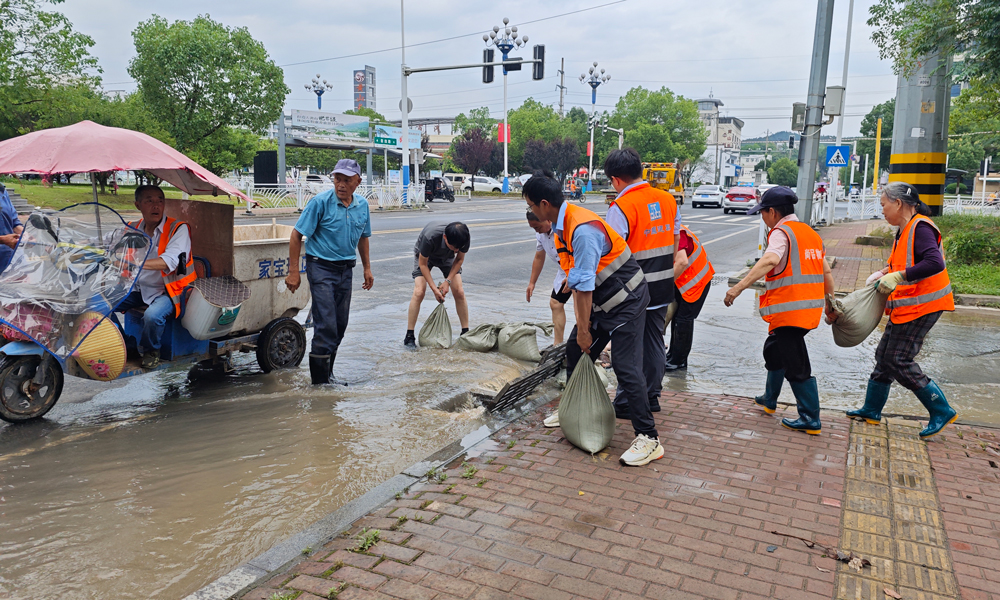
[
  {"xmin": 767, "ymin": 158, "xmax": 799, "ymax": 187},
  {"xmin": 754, "ymin": 159, "xmax": 767, "ymax": 171},
  {"xmin": 601, "ymin": 87, "xmax": 706, "ymax": 168},
  {"xmin": 856, "ymin": 99, "xmax": 895, "ymax": 186},
  {"xmin": 451, "ymin": 129, "xmax": 495, "ymax": 178},
  {"xmin": 0, "ymin": 0, "xmax": 102, "ymax": 138},
  {"xmin": 454, "ymin": 107, "xmax": 497, "ymax": 134},
  {"xmin": 128, "ymin": 14, "xmax": 288, "ymax": 163},
  {"xmin": 345, "ymin": 107, "xmax": 388, "ymax": 124}
]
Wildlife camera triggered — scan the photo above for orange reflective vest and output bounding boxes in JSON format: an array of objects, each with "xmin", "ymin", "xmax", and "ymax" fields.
[
  {"xmin": 609, "ymin": 182, "xmax": 677, "ymax": 303},
  {"xmin": 129, "ymin": 217, "xmax": 197, "ymax": 318},
  {"xmin": 555, "ymin": 203, "xmax": 644, "ymax": 314},
  {"xmin": 675, "ymin": 225, "xmax": 715, "ymax": 303},
  {"xmin": 885, "ymin": 215, "xmax": 954, "ymax": 324},
  {"xmin": 759, "ymin": 221, "xmax": 826, "ymax": 332}
]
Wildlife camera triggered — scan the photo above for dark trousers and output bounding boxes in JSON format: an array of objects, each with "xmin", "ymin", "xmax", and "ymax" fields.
[
  {"xmin": 763, "ymin": 326, "xmax": 812, "ymax": 383},
  {"xmin": 306, "ymin": 256, "xmax": 354, "ymax": 359},
  {"xmin": 871, "ymin": 311, "xmax": 941, "ymax": 391},
  {"xmin": 614, "ymin": 305, "xmax": 668, "ymax": 409},
  {"xmin": 667, "ymin": 281, "xmax": 711, "ymax": 365},
  {"xmin": 567, "ymin": 282, "xmax": 657, "ymax": 439}
]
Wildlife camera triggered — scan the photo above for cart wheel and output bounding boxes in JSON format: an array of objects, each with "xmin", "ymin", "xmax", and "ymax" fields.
[
  {"xmin": 256, "ymin": 317, "xmax": 306, "ymax": 373},
  {"xmin": 0, "ymin": 355, "xmax": 64, "ymax": 423}
]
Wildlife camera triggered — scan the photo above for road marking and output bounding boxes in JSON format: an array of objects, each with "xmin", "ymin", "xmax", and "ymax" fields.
[
  {"xmin": 701, "ymin": 226, "xmax": 757, "ymax": 246},
  {"xmin": 369, "ymin": 238, "xmax": 534, "ymax": 263},
  {"xmin": 373, "ymin": 220, "xmax": 524, "ymax": 235},
  {"xmin": 727, "ymin": 217, "xmax": 753, "ymax": 222},
  {"xmin": 703, "ymin": 215, "xmax": 729, "ymax": 221}
]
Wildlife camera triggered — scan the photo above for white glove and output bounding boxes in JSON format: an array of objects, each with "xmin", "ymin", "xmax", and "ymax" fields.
[{"xmin": 866, "ymin": 269, "xmax": 887, "ymax": 286}]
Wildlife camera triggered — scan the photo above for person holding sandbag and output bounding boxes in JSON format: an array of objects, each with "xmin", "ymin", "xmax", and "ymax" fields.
[{"xmin": 843, "ymin": 182, "xmax": 958, "ymax": 438}]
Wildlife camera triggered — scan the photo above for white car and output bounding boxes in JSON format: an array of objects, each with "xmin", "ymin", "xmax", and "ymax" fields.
[
  {"xmin": 691, "ymin": 185, "xmax": 725, "ymax": 208},
  {"xmin": 305, "ymin": 173, "xmax": 333, "ymax": 193},
  {"xmin": 461, "ymin": 176, "xmax": 503, "ymax": 193}
]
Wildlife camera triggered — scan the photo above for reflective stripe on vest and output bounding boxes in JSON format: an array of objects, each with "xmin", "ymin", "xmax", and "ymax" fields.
[
  {"xmin": 675, "ymin": 226, "xmax": 715, "ymax": 302},
  {"xmin": 130, "ymin": 217, "xmax": 197, "ymax": 318},
  {"xmin": 593, "ymin": 270, "xmax": 645, "ymax": 313},
  {"xmin": 758, "ymin": 222, "xmax": 825, "ymax": 332},
  {"xmin": 884, "ymin": 215, "xmax": 954, "ymax": 323},
  {"xmin": 610, "ymin": 183, "xmax": 676, "ymax": 302}
]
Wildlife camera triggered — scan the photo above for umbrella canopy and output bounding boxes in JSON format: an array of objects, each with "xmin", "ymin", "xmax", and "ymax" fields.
[{"xmin": 0, "ymin": 120, "xmax": 248, "ymax": 201}]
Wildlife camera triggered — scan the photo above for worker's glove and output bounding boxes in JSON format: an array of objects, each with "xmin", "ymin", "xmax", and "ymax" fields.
[
  {"xmin": 877, "ymin": 271, "xmax": 905, "ymax": 295},
  {"xmin": 866, "ymin": 269, "xmax": 887, "ymax": 286}
]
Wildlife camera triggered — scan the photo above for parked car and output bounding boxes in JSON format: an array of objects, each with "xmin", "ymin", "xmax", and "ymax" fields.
[
  {"xmin": 691, "ymin": 185, "xmax": 725, "ymax": 208},
  {"xmin": 461, "ymin": 176, "xmax": 503, "ymax": 193},
  {"xmin": 443, "ymin": 173, "xmax": 469, "ymax": 188},
  {"xmin": 305, "ymin": 173, "xmax": 332, "ymax": 193},
  {"xmin": 723, "ymin": 187, "xmax": 758, "ymax": 214}
]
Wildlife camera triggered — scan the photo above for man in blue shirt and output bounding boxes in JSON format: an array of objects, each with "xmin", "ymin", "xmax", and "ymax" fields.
[
  {"xmin": 0, "ymin": 183, "xmax": 24, "ymax": 273},
  {"xmin": 286, "ymin": 159, "xmax": 374, "ymax": 384}
]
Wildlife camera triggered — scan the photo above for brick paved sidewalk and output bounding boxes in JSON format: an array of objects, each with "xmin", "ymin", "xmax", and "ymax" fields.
[
  {"xmin": 819, "ymin": 221, "xmax": 892, "ymax": 294},
  {"xmin": 239, "ymin": 391, "xmax": 1000, "ymax": 600}
]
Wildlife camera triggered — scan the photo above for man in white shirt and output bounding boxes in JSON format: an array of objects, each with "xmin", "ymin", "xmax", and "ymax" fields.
[
  {"xmin": 116, "ymin": 185, "xmax": 193, "ymax": 368},
  {"xmin": 525, "ymin": 210, "xmax": 570, "ymax": 344}
]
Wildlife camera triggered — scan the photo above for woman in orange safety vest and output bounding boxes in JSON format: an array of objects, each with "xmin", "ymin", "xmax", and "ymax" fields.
[
  {"xmin": 665, "ymin": 225, "xmax": 715, "ymax": 371},
  {"xmin": 844, "ymin": 182, "xmax": 957, "ymax": 439}
]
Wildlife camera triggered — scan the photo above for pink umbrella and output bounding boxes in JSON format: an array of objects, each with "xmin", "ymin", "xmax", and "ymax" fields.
[{"xmin": 0, "ymin": 120, "xmax": 248, "ymax": 201}]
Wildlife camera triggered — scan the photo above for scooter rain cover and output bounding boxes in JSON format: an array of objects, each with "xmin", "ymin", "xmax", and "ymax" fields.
[{"xmin": 0, "ymin": 203, "xmax": 151, "ymax": 363}]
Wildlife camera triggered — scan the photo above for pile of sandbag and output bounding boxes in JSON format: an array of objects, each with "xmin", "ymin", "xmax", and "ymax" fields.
[
  {"xmin": 558, "ymin": 357, "xmax": 616, "ymax": 454},
  {"xmin": 455, "ymin": 321, "xmax": 554, "ymax": 362},
  {"xmin": 827, "ymin": 284, "xmax": 889, "ymax": 347}
]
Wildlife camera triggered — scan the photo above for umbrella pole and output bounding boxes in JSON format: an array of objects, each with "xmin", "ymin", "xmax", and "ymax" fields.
[{"xmin": 90, "ymin": 173, "xmax": 103, "ymax": 238}]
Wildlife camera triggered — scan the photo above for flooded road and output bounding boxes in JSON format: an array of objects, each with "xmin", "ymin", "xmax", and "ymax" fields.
[{"xmin": 664, "ymin": 281, "xmax": 1000, "ymax": 427}]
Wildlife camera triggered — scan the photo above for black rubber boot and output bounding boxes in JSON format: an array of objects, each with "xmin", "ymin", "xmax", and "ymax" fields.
[
  {"xmin": 781, "ymin": 377, "xmax": 822, "ymax": 435},
  {"xmin": 309, "ymin": 353, "xmax": 331, "ymax": 385},
  {"xmin": 664, "ymin": 320, "xmax": 693, "ymax": 371}
]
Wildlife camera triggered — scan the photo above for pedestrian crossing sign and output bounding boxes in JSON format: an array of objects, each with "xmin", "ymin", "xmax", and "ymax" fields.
[{"xmin": 826, "ymin": 145, "xmax": 850, "ymax": 168}]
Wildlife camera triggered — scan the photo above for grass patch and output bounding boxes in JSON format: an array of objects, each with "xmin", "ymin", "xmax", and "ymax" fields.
[
  {"xmin": 4, "ymin": 178, "xmax": 241, "ymax": 212},
  {"xmin": 928, "ymin": 214, "xmax": 1000, "ymax": 296},
  {"xmin": 461, "ymin": 462, "xmax": 478, "ymax": 479},
  {"xmin": 354, "ymin": 528, "xmax": 381, "ymax": 552},
  {"xmin": 947, "ymin": 264, "xmax": 1000, "ymax": 296}
]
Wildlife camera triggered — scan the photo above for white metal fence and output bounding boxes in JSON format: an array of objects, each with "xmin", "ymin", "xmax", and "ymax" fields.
[
  {"xmin": 225, "ymin": 178, "xmax": 426, "ymax": 212},
  {"xmin": 942, "ymin": 193, "xmax": 1000, "ymax": 216}
]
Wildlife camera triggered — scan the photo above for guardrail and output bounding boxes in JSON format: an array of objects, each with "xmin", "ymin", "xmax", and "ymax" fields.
[
  {"xmin": 225, "ymin": 180, "xmax": 426, "ymax": 212},
  {"xmin": 943, "ymin": 193, "xmax": 1000, "ymax": 216}
]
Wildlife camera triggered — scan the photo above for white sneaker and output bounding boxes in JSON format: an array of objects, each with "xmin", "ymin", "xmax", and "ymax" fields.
[
  {"xmin": 543, "ymin": 411, "xmax": 560, "ymax": 428},
  {"xmin": 619, "ymin": 434, "xmax": 664, "ymax": 466}
]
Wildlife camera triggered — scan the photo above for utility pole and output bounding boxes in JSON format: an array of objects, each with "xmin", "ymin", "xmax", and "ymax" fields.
[
  {"xmin": 828, "ymin": 0, "xmax": 855, "ymax": 226},
  {"xmin": 400, "ymin": 0, "xmax": 410, "ymax": 205},
  {"xmin": 795, "ymin": 0, "xmax": 836, "ymax": 225},
  {"xmin": 557, "ymin": 57, "xmax": 566, "ymax": 117},
  {"xmin": 277, "ymin": 114, "xmax": 286, "ymax": 187}
]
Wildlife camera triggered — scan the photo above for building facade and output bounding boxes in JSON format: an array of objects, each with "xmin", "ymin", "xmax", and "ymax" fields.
[
  {"xmin": 693, "ymin": 96, "xmax": 744, "ymax": 186},
  {"xmin": 353, "ymin": 65, "xmax": 377, "ymax": 111}
]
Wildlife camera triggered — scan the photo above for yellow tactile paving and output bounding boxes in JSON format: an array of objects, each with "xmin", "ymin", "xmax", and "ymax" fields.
[{"xmin": 835, "ymin": 419, "xmax": 960, "ymax": 599}]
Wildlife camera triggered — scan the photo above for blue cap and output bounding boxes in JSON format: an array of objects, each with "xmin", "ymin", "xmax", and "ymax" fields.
[
  {"xmin": 747, "ymin": 186, "xmax": 798, "ymax": 215},
  {"xmin": 332, "ymin": 159, "xmax": 362, "ymax": 178}
]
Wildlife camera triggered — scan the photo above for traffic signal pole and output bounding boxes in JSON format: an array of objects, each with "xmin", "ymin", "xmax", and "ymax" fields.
[
  {"xmin": 828, "ymin": 0, "xmax": 855, "ymax": 226},
  {"xmin": 795, "ymin": 0, "xmax": 836, "ymax": 225}
]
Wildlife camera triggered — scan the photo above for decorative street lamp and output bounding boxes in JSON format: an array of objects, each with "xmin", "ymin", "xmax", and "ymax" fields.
[
  {"xmin": 484, "ymin": 18, "xmax": 529, "ymax": 194},
  {"xmin": 580, "ymin": 62, "xmax": 610, "ymax": 192},
  {"xmin": 304, "ymin": 75, "xmax": 333, "ymax": 110}
]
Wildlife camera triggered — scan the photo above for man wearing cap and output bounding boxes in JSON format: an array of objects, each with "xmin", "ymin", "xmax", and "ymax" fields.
[
  {"xmin": 724, "ymin": 186, "xmax": 836, "ymax": 434},
  {"xmin": 286, "ymin": 159, "xmax": 374, "ymax": 384}
]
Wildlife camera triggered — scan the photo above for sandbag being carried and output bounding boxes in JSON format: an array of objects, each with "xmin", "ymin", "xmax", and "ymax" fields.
[
  {"xmin": 455, "ymin": 323, "xmax": 500, "ymax": 352},
  {"xmin": 418, "ymin": 303, "xmax": 452, "ymax": 348},
  {"xmin": 497, "ymin": 322, "xmax": 554, "ymax": 362},
  {"xmin": 828, "ymin": 284, "xmax": 888, "ymax": 347},
  {"xmin": 559, "ymin": 357, "xmax": 616, "ymax": 454}
]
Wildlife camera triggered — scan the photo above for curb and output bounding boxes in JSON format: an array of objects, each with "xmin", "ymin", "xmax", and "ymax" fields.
[{"xmin": 180, "ymin": 381, "xmax": 560, "ymax": 600}]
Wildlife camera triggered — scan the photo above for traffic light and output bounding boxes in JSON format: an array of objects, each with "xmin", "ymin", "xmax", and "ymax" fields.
[
  {"xmin": 532, "ymin": 45, "xmax": 545, "ymax": 80},
  {"xmin": 483, "ymin": 49, "xmax": 494, "ymax": 84},
  {"xmin": 788, "ymin": 135, "xmax": 795, "ymax": 149},
  {"xmin": 503, "ymin": 56, "xmax": 523, "ymax": 72}
]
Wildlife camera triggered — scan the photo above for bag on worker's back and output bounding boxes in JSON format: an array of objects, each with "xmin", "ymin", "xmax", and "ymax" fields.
[
  {"xmin": 418, "ymin": 303, "xmax": 452, "ymax": 348},
  {"xmin": 559, "ymin": 357, "xmax": 616, "ymax": 454},
  {"xmin": 829, "ymin": 284, "xmax": 888, "ymax": 347},
  {"xmin": 455, "ymin": 323, "xmax": 500, "ymax": 352},
  {"xmin": 497, "ymin": 322, "xmax": 554, "ymax": 362}
]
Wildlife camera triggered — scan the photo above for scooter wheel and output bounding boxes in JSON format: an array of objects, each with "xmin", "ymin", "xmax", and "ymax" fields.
[{"xmin": 0, "ymin": 354, "xmax": 64, "ymax": 423}]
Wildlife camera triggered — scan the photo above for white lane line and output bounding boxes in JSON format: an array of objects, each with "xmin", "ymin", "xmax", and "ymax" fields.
[
  {"xmin": 703, "ymin": 215, "xmax": 729, "ymax": 221},
  {"xmin": 369, "ymin": 239, "xmax": 534, "ymax": 263},
  {"xmin": 726, "ymin": 217, "xmax": 752, "ymax": 223},
  {"xmin": 701, "ymin": 226, "xmax": 758, "ymax": 246}
]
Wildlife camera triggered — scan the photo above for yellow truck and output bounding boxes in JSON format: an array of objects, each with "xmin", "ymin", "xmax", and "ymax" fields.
[{"xmin": 643, "ymin": 162, "xmax": 684, "ymax": 204}]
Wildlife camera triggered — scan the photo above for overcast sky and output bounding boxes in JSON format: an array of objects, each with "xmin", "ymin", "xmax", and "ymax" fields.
[{"xmin": 62, "ymin": 0, "xmax": 899, "ymax": 139}]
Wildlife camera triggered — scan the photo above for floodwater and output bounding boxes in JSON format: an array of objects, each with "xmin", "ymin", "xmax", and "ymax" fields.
[
  {"xmin": 663, "ymin": 281, "xmax": 1000, "ymax": 427},
  {"xmin": 0, "ymin": 292, "xmax": 544, "ymax": 600}
]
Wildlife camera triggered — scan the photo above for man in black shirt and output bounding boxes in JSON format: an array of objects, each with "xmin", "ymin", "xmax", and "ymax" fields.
[{"xmin": 404, "ymin": 221, "xmax": 471, "ymax": 347}]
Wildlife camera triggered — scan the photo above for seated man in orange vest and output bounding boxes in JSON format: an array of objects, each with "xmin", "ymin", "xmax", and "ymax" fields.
[
  {"xmin": 524, "ymin": 170, "xmax": 663, "ymax": 467},
  {"xmin": 117, "ymin": 185, "xmax": 196, "ymax": 369},
  {"xmin": 724, "ymin": 187, "xmax": 835, "ymax": 434}
]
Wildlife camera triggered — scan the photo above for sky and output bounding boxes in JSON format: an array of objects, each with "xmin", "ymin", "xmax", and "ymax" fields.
[{"xmin": 61, "ymin": 0, "xmax": 900, "ymax": 140}]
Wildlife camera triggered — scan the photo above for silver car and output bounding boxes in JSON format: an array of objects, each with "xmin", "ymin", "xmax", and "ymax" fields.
[{"xmin": 692, "ymin": 185, "xmax": 725, "ymax": 208}]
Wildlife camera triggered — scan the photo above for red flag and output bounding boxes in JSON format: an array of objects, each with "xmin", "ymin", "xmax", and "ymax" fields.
[
  {"xmin": 587, "ymin": 141, "xmax": 593, "ymax": 157},
  {"xmin": 497, "ymin": 123, "xmax": 510, "ymax": 142}
]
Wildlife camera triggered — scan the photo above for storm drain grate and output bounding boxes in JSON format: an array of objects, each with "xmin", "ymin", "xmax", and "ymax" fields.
[{"xmin": 482, "ymin": 343, "xmax": 566, "ymax": 412}]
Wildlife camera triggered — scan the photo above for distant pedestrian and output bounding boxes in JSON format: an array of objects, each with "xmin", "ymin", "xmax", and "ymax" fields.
[
  {"xmin": 525, "ymin": 210, "xmax": 569, "ymax": 345},
  {"xmin": 664, "ymin": 224, "xmax": 715, "ymax": 371},
  {"xmin": 524, "ymin": 170, "xmax": 662, "ymax": 467},
  {"xmin": 286, "ymin": 159, "xmax": 374, "ymax": 384},
  {"xmin": 404, "ymin": 221, "xmax": 471, "ymax": 347},
  {"xmin": 604, "ymin": 148, "xmax": 680, "ymax": 415},
  {"xmin": 725, "ymin": 186, "xmax": 835, "ymax": 435},
  {"xmin": 844, "ymin": 182, "xmax": 958, "ymax": 438}
]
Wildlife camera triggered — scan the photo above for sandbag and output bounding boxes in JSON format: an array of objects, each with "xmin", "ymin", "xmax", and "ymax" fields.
[
  {"xmin": 455, "ymin": 323, "xmax": 500, "ymax": 352},
  {"xmin": 418, "ymin": 303, "xmax": 452, "ymax": 348},
  {"xmin": 828, "ymin": 284, "xmax": 888, "ymax": 347},
  {"xmin": 559, "ymin": 357, "xmax": 616, "ymax": 454},
  {"xmin": 663, "ymin": 301, "xmax": 679, "ymax": 334},
  {"xmin": 497, "ymin": 322, "xmax": 554, "ymax": 362}
]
